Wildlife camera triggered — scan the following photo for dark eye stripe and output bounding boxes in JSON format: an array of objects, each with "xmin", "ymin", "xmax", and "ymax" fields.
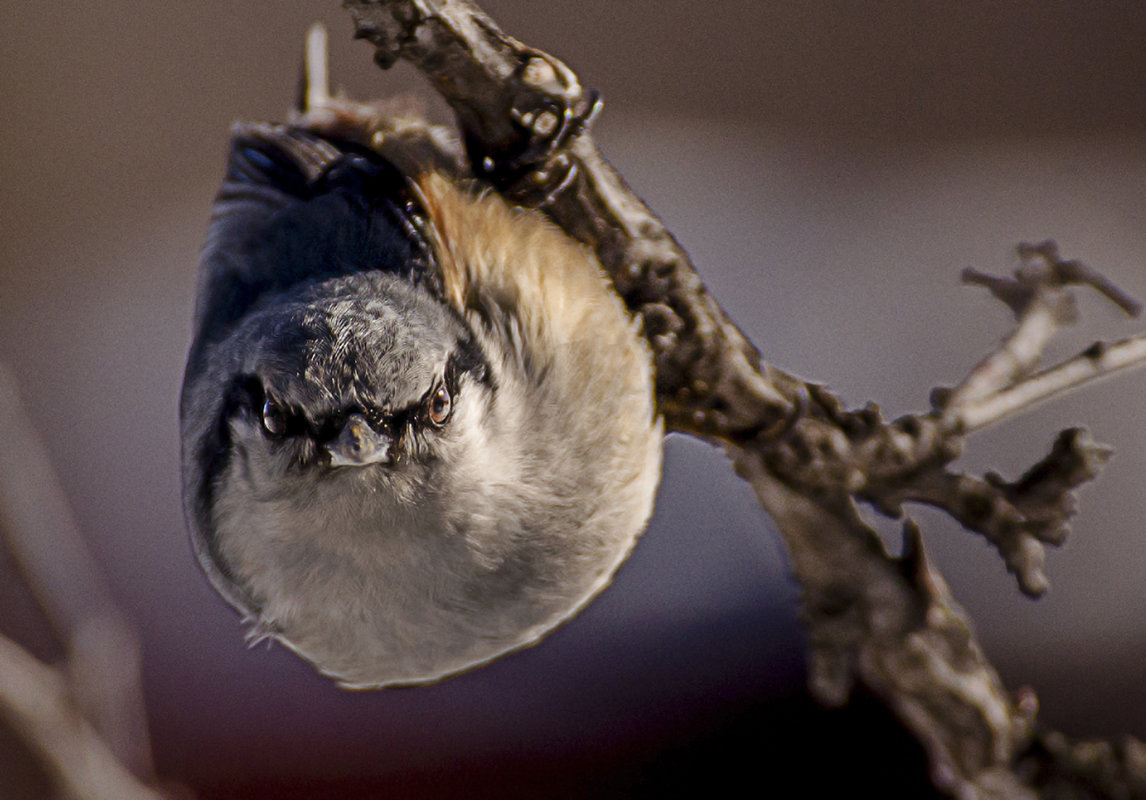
[{"xmin": 450, "ymin": 338, "xmax": 489, "ymax": 388}]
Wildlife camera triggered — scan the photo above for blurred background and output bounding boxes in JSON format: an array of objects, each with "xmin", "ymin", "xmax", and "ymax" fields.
[{"xmin": 2, "ymin": 1, "xmax": 1145, "ymax": 797}]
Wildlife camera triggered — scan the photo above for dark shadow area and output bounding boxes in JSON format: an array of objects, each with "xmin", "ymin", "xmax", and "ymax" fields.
[{"xmin": 195, "ymin": 691, "xmax": 941, "ymax": 800}]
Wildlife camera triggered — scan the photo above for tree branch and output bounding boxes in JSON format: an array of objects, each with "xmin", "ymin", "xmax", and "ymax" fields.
[
  {"xmin": 0, "ymin": 633, "xmax": 166, "ymax": 800},
  {"xmin": 335, "ymin": 2, "xmax": 1146, "ymax": 795},
  {"xmin": 0, "ymin": 363, "xmax": 170, "ymax": 797}
]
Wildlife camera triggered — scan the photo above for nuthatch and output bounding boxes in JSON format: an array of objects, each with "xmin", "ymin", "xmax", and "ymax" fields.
[{"xmin": 180, "ymin": 25, "xmax": 661, "ymax": 687}]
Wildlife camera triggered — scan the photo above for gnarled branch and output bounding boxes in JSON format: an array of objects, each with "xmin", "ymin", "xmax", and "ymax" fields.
[{"xmin": 335, "ymin": 2, "xmax": 1146, "ymax": 796}]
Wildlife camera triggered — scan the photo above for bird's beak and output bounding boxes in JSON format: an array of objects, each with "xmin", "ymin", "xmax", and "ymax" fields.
[{"xmin": 327, "ymin": 414, "xmax": 394, "ymax": 467}]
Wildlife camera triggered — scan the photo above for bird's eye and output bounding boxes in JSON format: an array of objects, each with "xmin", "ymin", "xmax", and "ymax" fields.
[
  {"xmin": 262, "ymin": 398, "xmax": 288, "ymax": 437},
  {"xmin": 425, "ymin": 385, "xmax": 452, "ymax": 427}
]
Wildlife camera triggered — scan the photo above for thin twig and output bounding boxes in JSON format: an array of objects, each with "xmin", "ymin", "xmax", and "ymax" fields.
[
  {"xmin": 955, "ymin": 332, "xmax": 1146, "ymax": 432},
  {"xmin": 946, "ymin": 294, "xmax": 1065, "ymax": 407}
]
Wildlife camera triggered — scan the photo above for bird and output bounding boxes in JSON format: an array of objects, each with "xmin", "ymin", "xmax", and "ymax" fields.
[{"xmin": 179, "ymin": 24, "xmax": 662, "ymax": 688}]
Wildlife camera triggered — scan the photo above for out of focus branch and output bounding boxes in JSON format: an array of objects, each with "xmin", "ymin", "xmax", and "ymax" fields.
[
  {"xmin": 0, "ymin": 633, "xmax": 164, "ymax": 800},
  {"xmin": 336, "ymin": 2, "xmax": 1146, "ymax": 796},
  {"xmin": 0, "ymin": 364, "xmax": 166, "ymax": 797}
]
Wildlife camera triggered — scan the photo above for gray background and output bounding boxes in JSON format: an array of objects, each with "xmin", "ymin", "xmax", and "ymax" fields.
[{"xmin": 2, "ymin": 1, "xmax": 1145, "ymax": 795}]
